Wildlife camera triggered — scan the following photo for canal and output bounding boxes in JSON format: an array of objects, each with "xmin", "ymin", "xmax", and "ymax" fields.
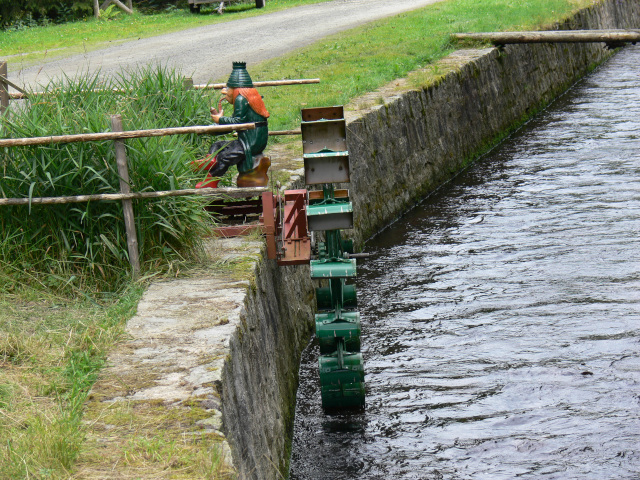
[{"xmin": 289, "ymin": 45, "xmax": 640, "ymax": 479}]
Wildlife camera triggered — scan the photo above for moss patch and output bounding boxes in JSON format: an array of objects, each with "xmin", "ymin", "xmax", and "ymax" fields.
[{"xmin": 76, "ymin": 400, "xmax": 233, "ymax": 479}]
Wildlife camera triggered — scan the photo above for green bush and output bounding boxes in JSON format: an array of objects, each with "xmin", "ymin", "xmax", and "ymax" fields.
[
  {"xmin": 1, "ymin": 0, "xmax": 93, "ymax": 28},
  {"xmin": 0, "ymin": 66, "xmax": 219, "ymax": 293}
]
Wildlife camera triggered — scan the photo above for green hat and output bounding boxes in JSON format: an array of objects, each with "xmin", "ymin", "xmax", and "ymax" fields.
[{"xmin": 227, "ymin": 62, "xmax": 254, "ymax": 88}]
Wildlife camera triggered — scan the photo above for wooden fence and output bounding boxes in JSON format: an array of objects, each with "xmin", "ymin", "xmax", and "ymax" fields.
[
  {"xmin": 0, "ymin": 117, "xmax": 267, "ymax": 277},
  {"xmin": 0, "ymin": 61, "xmax": 319, "ymax": 275},
  {"xmin": 0, "ymin": 63, "xmax": 10, "ymax": 117}
]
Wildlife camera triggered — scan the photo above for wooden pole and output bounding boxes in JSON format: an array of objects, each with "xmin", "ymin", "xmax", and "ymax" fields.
[
  {"xmin": 452, "ymin": 29, "xmax": 640, "ymax": 45},
  {"xmin": 0, "ymin": 123, "xmax": 255, "ymax": 148},
  {"xmin": 0, "ymin": 63, "xmax": 9, "ymax": 117},
  {"xmin": 126, "ymin": 0, "xmax": 133, "ymax": 10},
  {"xmin": 94, "ymin": 0, "xmax": 100, "ymax": 17},
  {"xmin": 269, "ymin": 129, "xmax": 301, "ymax": 136},
  {"xmin": 111, "ymin": 115, "xmax": 140, "ymax": 277},
  {"xmin": 0, "ymin": 187, "xmax": 269, "ymax": 206},
  {"xmin": 8, "ymin": 79, "xmax": 320, "ymax": 99},
  {"xmin": 193, "ymin": 78, "xmax": 321, "ymax": 90}
]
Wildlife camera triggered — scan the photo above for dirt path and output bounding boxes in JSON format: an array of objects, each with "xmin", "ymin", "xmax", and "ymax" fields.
[{"xmin": 11, "ymin": 0, "xmax": 443, "ymax": 89}]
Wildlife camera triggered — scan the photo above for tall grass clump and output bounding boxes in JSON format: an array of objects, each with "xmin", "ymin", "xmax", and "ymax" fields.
[{"xmin": 0, "ymin": 66, "xmax": 218, "ymax": 293}]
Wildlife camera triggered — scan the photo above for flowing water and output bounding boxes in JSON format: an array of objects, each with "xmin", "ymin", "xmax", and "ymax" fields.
[{"xmin": 289, "ymin": 46, "xmax": 640, "ymax": 479}]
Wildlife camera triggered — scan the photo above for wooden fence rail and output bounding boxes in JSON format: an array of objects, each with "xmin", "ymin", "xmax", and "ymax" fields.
[
  {"xmin": 193, "ymin": 78, "xmax": 320, "ymax": 90},
  {"xmin": 0, "ymin": 123, "xmax": 255, "ymax": 147},
  {"xmin": 3, "ymin": 74, "xmax": 320, "ymax": 100},
  {"xmin": 452, "ymin": 29, "xmax": 640, "ymax": 46},
  {"xmin": 0, "ymin": 187, "xmax": 268, "ymax": 206}
]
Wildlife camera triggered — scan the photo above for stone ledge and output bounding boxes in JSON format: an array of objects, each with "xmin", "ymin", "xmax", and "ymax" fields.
[{"xmin": 78, "ymin": 238, "xmax": 263, "ymax": 479}]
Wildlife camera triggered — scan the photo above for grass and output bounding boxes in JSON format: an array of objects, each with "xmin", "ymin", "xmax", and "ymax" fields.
[
  {"xmin": 1, "ymin": 0, "xmax": 333, "ymax": 70},
  {"xmin": 1, "ymin": 66, "xmax": 218, "ymax": 294},
  {"xmin": 0, "ymin": 0, "xmax": 600, "ymax": 477},
  {"xmin": 0, "ymin": 284, "xmax": 143, "ymax": 479},
  {"xmin": 255, "ymin": 0, "xmax": 595, "ymax": 136},
  {"xmin": 76, "ymin": 401, "xmax": 232, "ymax": 479}
]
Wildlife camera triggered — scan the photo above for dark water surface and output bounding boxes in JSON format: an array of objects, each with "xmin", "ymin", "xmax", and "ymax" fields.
[{"xmin": 288, "ymin": 46, "xmax": 640, "ymax": 479}]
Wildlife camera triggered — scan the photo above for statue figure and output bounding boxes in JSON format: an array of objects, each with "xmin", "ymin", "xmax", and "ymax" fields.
[{"xmin": 193, "ymin": 62, "xmax": 271, "ymax": 188}]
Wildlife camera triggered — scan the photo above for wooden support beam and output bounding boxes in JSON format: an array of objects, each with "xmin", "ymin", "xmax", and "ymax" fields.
[
  {"xmin": 0, "ymin": 75, "xmax": 27, "ymax": 96},
  {"xmin": 452, "ymin": 29, "xmax": 640, "ymax": 46},
  {"xmin": 100, "ymin": 0, "xmax": 133, "ymax": 14}
]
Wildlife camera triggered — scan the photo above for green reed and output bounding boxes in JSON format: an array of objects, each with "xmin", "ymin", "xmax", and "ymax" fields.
[{"xmin": 0, "ymin": 66, "xmax": 218, "ymax": 292}]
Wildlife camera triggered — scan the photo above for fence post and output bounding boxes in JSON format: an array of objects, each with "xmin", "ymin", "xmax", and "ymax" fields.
[
  {"xmin": 183, "ymin": 77, "xmax": 194, "ymax": 90},
  {"xmin": 110, "ymin": 114, "xmax": 141, "ymax": 278},
  {"xmin": 0, "ymin": 62, "xmax": 9, "ymax": 117}
]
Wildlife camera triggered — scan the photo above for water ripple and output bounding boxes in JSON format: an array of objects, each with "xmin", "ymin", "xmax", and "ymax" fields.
[{"xmin": 290, "ymin": 46, "xmax": 640, "ymax": 479}]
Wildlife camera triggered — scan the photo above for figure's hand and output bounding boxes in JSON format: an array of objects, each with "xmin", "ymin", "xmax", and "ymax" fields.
[{"xmin": 210, "ymin": 107, "xmax": 224, "ymax": 124}]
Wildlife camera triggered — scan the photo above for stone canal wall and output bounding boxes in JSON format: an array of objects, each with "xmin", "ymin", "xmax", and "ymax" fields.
[
  {"xmin": 220, "ymin": 0, "xmax": 640, "ymax": 478},
  {"xmin": 345, "ymin": 0, "xmax": 640, "ymax": 246},
  {"xmin": 220, "ymin": 243, "xmax": 315, "ymax": 479}
]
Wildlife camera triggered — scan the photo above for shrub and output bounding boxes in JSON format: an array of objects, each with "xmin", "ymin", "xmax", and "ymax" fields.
[{"xmin": 1, "ymin": 1, "xmax": 94, "ymax": 29}]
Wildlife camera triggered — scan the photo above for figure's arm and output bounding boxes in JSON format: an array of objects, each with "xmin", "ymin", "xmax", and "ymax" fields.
[{"xmin": 219, "ymin": 96, "xmax": 249, "ymax": 125}]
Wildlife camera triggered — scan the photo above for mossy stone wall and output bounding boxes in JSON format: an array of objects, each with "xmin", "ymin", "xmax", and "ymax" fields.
[
  {"xmin": 221, "ymin": 253, "xmax": 314, "ymax": 479},
  {"xmin": 346, "ymin": 0, "xmax": 639, "ymax": 245}
]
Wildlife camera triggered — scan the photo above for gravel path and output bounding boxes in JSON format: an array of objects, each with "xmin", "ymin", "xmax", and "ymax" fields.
[{"xmin": 10, "ymin": 0, "xmax": 443, "ymax": 89}]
